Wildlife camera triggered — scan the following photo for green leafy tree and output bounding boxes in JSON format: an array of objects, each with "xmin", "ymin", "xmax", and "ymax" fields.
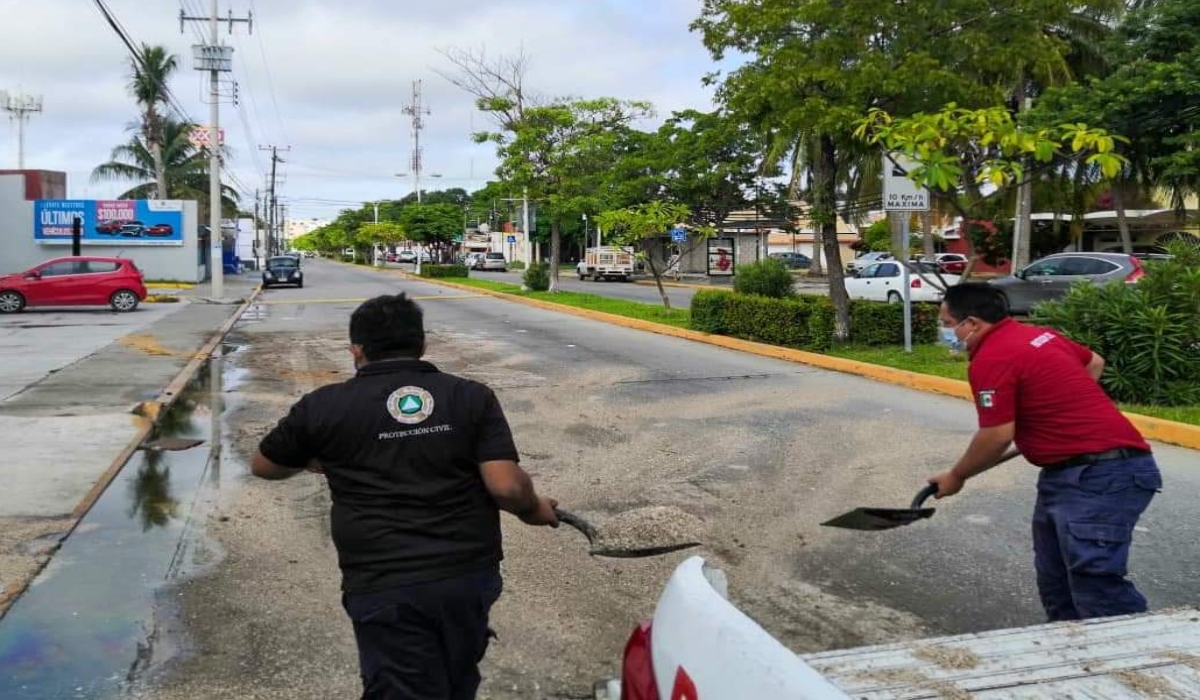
[
  {"xmin": 693, "ymin": 0, "xmax": 1115, "ymax": 340},
  {"xmin": 399, "ymin": 203, "xmax": 464, "ymax": 261},
  {"xmin": 91, "ymin": 118, "xmax": 239, "ymax": 216},
  {"xmin": 477, "ymin": 97, "xmax": 654, "ymax": 291},
  {"xmin": 597, "ymin": 201, "xmax": 712, "ymax": 311},
  {"xmin": 128, "ymin": 44, "xmax": 179, "ymax": 200},
  {"xmin": 856, "ymin": 105, "xmax": 1127, "ymax": 275}
]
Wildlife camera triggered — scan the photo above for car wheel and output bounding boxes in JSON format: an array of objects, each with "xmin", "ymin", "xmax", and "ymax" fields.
[
  {"xmin": 297, "ymin": 281, "xmax": 304, "ymax": 288},
  {"xmin": 0, "ymin": 290, "xmax": 26, "ymax": 313},
  {"xmin": 110, "ymin": 289, "xmax": 140, "ymax": 312},
  {"xmin": 887, "ymin": 291, "xmax": 902, "ymax": 304}
]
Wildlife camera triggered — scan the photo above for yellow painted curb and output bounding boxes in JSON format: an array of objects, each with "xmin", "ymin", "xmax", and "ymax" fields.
[{"xmin": 397, "ymin": 273, "xmax": 1200, "ymax": 451}]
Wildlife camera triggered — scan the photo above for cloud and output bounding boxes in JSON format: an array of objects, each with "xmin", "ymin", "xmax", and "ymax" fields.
[{"xmin": 0, "ymin": 0, "xmax": 724, "ymax": 219}]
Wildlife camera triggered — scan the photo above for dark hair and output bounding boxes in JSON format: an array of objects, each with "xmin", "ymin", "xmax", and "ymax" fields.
[
  {"xmin": 943, "ymin": 283, "xmax": 1009, "ymax": 323},
  {"xmin": 349, "ymin": 294, "xmax": 425, "ymax": 361}
]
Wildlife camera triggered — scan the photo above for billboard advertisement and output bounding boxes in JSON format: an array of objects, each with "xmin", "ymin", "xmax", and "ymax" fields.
[{"xmin": 34, "ymin": 200, "xmax": 185, "ymax": 247}]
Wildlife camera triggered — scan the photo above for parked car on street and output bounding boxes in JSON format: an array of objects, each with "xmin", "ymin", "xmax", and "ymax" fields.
[
  {"xmin": 464, "ymin": 252, "xmax": 485, "ymax": 270},
  {"xmin": 845, "ymin": 251, "xmax": 893, "ymax": 274},
  {"xmin": 302, "ymin": 250, "xmax": 316, "ymax": 259},
  {"xmin": 844, "ymin": 260, "xmax": 960, "ymax": 303},
  {"xmin": 145, "ymin": 223, "xmax": 174, "ymax": 237},
  {"xmin": 922, "ymin": 252, "xmax": 969, "ymax": 274},
  {"xmin": 262, "ymin": 255, "xmax": 304, "ymax": 289},
  {"xmin": 397, "ymin": 250, "xmax": 417, "ymax": 264},
  {"xmin": 0, "ymin": 256, "xmax": 147, "ymax": 313},
  {"xmin": 989, "ymin": 252, "xmax": 1148, "ymax": 314},
  {"xmin": 769, "ymin": 252, "xmax": 813, "ymax": 269},
  {"xmin": 480, "ymin": 252, "xmax": 507, "ymax": 272}
]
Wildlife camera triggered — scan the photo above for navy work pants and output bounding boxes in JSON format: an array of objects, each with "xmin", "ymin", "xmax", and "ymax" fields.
[
  {"xmin": 342, "ymin": 567, "xmax": 503, "ymax": 700},
  {"xmin": 1032, "ymin": 455, "xmax": 1161, "ymax": 621}
]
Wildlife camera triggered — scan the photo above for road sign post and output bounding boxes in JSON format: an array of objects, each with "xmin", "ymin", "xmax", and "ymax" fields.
[{"xmin": 883, "ymin": 154, "xmax": 930, "ymax": 354}]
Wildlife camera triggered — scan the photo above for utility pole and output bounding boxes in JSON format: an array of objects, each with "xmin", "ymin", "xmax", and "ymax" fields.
[
  {"xmin": 523, "ymin": 188, "xmax": 532, "ymax": 265},
  {"xmin": 259, "ymin": 145, "xmax": 288, "ymax": 256},
  {"xmin": 2, "ymin": 90, "xmax": 43, "ymax": 169},
  {"xmin": 182, "ymin": 4, "xmax": 252, "ymax": 300},
  {"xmin": 253, "ymin": 188, "xmax": 260, "ymax": 266}
]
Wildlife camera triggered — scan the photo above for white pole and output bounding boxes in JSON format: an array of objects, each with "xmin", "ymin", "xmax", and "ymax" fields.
[
  {"xmin": 901, "ymin": 215, "xmax": 913, "ymax": 353},
  {"xmin": 522, "ymin": 188, "xmax": 531, "ymax": 265},
  {"xmin": 373, "ymin": 202, "xmax": 380, "ymax": 266},
  {"xmin": 208, "ymin": 0, "xmax": 224, "ymax": 299},
  {"xmin": 16, "ymin": 113, "xmax": 25, "ymax": 170}
]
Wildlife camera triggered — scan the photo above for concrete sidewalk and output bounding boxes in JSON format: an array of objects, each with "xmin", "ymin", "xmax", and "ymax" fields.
[{"xmin": 0, "ymin": 275, "xmax": 257, "ymax": 611}]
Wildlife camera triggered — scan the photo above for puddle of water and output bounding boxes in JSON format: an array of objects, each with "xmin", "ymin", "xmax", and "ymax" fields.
[{"xmin": 0, "ymin": 352, "xmax": 231, "ymax": 699}]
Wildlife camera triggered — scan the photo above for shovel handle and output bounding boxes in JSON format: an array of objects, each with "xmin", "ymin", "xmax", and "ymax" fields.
[
  {"xmin": 911, "ymin": 483, "xmax": 939, "ymax": 509},
  {"xmin": 554, "ymin": 508, "xmax": 599, "ymax": 544},
  {"xmin": 913, "ymin": 450, "xmax": 1023, "ymax": 509}
]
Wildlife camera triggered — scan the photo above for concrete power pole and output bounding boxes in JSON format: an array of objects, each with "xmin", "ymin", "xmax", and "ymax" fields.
[
  {"xmin": 259, "ymin": 145, "xmax": 288, "ymax": 256},
  {"xmin": 2, "ymin": 90, "xmax": 43, "ymax": 169},
  {"xmin": 181, "ymin": 4, "xmax": 252, "ymax": 300}
]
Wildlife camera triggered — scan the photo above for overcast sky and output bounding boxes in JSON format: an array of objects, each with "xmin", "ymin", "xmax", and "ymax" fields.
[{"xmin": 0, "ymin": 0, "xmax": 729, "ymax": 220}]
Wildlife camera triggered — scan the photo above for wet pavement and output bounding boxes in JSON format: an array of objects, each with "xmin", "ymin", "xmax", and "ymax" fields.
[{"xmin": 0, "ymin": 350, "xmax": 234, "ymax": 699}]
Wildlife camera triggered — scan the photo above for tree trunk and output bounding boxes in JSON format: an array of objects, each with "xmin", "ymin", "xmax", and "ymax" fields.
[
  {"xmin": 815, "ymin": 136, "xmax": 850, "ymax": 341},
  {"xmin": 645, "ymin": 250, "xmax": 672, "ymax": 311},
  {"xmin": 152, "ymin": 140, "xmax": 168, "ymax": 200},
  {"xmin": 1113, "ymin": 185, "xmax": 1134, "ymax": 254},
  {"xmin": 921, "ymin": 210, "xmax": 936, "ymax": 260},
  {"xmin": 549, "ymin": 219, "xmax": 561, "ymax": 292},
  {"xmin": 809, "ymin": 225, "xmax": 825, "ymax": 276}
]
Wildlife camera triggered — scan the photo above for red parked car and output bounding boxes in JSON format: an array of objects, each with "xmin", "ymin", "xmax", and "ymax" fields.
[{"xmin": 0, "ymin": 257, "xmax": 148, "ymax": 313}]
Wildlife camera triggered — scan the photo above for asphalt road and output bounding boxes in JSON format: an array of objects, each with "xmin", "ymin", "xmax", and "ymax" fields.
[{"xmin": 131, "ymin": 258, "xmax": 1200, "ymax": 698}]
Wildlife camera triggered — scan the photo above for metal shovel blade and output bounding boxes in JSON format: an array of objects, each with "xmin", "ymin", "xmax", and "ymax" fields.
[
  {"xmin": 555, "ymin": 508, "xmax": 702, "ymax": 559},
  {"xmin": 821, "ymin": 484, "xmax": 938, "ymax": 531}
]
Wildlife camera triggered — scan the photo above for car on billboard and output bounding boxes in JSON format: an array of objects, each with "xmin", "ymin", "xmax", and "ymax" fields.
[
  {"xmin": 96, "ymin": 219, "xmax": 133, "ymax": 235},
  {"xmin": 146, "ymin": 223, "xmax": 175, "ymax": 237},
  {"xmin": 0, "ymin": 256, "xmax": 147, "ymax": 313},
  {"xmin": 119, "ymin": 222, "xmax": 148, "ymax": 237}
]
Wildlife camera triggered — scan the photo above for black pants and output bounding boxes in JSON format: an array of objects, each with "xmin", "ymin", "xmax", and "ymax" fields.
[{"xmin": 342, "ymin": 567, "xmax": 503, "ymax": 700}]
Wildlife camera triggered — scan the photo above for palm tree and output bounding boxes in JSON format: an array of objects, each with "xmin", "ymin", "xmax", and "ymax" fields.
[
  {"xmin": 91, "ymin": 118, "xmax": 239, "ymax": 217},
  {"xmin": 129, "ymin": 45, "xmax": 179, "ymax": 200}
]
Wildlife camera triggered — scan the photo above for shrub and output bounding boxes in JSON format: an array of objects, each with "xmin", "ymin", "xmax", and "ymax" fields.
[
  {"xmin": 418, "ymin": 264, "xmax": 469, "ymax": 279},
  {"xmin": 523, "ymin": 261, "xmax": 550, "ymax": 291},
  {"xmin": 734, "ymin": 259, "xmax": 795, "ymax": 298},
  {"xmin": 689, "ymin": 291, "xmax": 938, "ymax": 350},
  {"xmin": 690, "ymin": 290, "xmax": 731, "ymax": 333},
  {"xmin": 1033, "ymin": 245, "xmax": 1200, "ymax": 406},
  {"xmin": 849, "ymin": 300, "xmax": 939, "ymax": 346}
]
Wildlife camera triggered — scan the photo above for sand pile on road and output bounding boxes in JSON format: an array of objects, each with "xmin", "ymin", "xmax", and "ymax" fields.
[{"xmin": 591, "ymin": 506, "xmax": 703, "ymax": 553}]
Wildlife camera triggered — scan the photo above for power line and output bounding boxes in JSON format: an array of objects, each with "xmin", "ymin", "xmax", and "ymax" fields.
[{"xmin": 247, "ymin": 0, "xmax": 289, "ymax": 144}]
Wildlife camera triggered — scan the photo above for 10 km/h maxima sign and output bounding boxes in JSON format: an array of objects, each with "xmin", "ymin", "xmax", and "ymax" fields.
[{"xmin": 883, "ymin": 155, "xmax": 930, "ymax": 212}]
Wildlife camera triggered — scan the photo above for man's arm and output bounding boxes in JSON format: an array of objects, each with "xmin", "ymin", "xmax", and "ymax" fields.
[
  {"xmin": 927, "ymin": 422, "xmax": 1015, "ymax": 498},
  {"xmin": 1086, "ymin": 352, "xmax": 1105, "ymax": 382},
  {"xmin": 250, "ymin": 451, "xmax": 315, "ymax": 480},
  {"xmin": 480, "ymin": 460, "xmax": 558, "ymax": 527}
]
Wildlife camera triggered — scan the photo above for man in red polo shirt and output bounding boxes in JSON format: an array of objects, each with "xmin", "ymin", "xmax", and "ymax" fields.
[{"xmin": 927, "ymin": 283, "xmax": 1162, "ymax": 621}]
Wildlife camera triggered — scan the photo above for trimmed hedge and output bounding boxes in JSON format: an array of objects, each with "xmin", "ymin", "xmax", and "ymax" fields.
[
  {"xmin": 418, "ymin": 264, "xmax": 469, "ymax": 279},
  {"xmin": 733, "ymin": 259, "xmax": 795, "ymax": 298},
  {"xmin": 690, "ymin": 290, "xmax": 938, "ymax": 349},
  {"xmin": 523, "ymin": 262, "xmax": 550, "ymax": 291}
]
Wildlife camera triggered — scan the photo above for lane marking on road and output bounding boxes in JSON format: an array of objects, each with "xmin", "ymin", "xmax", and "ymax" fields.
[{"xmin": 256, "ymin": 294, "xmax": 484, "ymax": 306}]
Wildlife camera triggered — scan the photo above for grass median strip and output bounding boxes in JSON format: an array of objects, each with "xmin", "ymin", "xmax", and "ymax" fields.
[{"xmin": 449, "ymin": 277, "xmax": 692, "ymax": 329}]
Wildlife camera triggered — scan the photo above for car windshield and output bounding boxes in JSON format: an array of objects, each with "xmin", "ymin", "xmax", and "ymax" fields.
[
  {"xmin": 268, "ymin": 258, "xmax": 298, "ymax": 268},
  {"xmin": 486, "ymin": 253, "xmax": 504, "ymax": 259}
]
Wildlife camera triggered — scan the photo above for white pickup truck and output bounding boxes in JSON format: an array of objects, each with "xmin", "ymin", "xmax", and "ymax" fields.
[
  {"xmin": 597, "ymin": 557, "xmax": 1200, "ymax": 699},
  {"xmin": 578, "ymin": 246, "xmax": 636, "ymax": 282}
]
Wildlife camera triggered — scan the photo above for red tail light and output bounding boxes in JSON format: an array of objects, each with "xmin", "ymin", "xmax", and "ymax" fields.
[
  {"xmin": 911, "ymin": 278, "xmax": 922, "ymax": 288},
  {"xmin": 1125, "ymin": 257, "xmax": 1145, "ymax": 284},
  {"xmin": 620, "ymin": 621, "xmax": 659, "ymax": 700}
]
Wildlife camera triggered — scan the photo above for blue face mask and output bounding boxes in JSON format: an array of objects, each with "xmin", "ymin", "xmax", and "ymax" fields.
[{"xmin": 940, "ymin": 325, "xmax": 967, "ymax": 352}]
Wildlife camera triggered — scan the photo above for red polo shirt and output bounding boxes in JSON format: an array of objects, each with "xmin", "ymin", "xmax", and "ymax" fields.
[{"xmin": 968, "ymin": 318, "xmax": 1150, "ymax": 466}]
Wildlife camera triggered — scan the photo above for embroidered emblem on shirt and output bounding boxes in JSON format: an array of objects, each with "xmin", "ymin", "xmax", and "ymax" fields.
[{"xmin": 386, "ymin": 386, "xmax": 435, "ymax": 425}]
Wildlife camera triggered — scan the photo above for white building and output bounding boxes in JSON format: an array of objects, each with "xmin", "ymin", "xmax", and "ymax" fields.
[{"xmin": 284, "ymin": 217, "xmax": 328, "ymax": 242}]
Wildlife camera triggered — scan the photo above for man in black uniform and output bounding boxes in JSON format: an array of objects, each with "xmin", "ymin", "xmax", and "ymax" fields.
[{"xmin": 251, "ymin": 293, "xmax": 558, "ymax": 700}]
